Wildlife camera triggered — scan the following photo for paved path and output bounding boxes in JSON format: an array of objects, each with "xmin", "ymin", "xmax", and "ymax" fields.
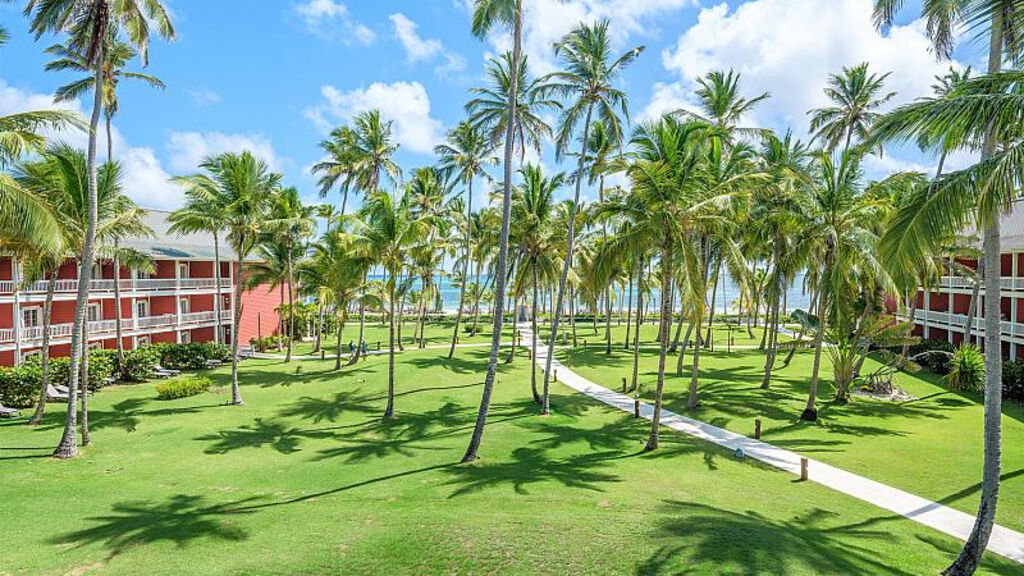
[{"xmin": 520, "ymin": 323, "xmax": 1024, "ymax": 565}]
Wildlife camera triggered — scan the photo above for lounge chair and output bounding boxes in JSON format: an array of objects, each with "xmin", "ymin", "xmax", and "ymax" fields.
[
  {"xmin": 0, "ymin": 403, "xmax": 20, "ymax": 418},
  {"xmin": 204, "ymin": 359, "xmax": 222, "ymax": 368},
  {"xmin": 46, "ymin": 384, "xmax": 68, "ymax": 402},
  {"xmin": 153, "ymin": 364, "xmax": 181, "ymax": 377}
]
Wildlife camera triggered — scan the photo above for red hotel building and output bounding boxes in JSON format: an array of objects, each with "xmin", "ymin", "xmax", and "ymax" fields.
[
  {"xmin": 0, "ymin": 209, "xmax": 283, "ymax": 366},
  {"xmin": 906, "ymin": 209, "xmax": 1024, "ymax": 360}
]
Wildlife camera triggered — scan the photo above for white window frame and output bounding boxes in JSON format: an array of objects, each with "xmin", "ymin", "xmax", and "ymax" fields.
[
  {"xmin": 179, "ymin": 297, "xmax": 190, "ymax": 315},
  {"xmin": 87, "ymin": 302, "xmax": 102, "ymax": 323},
  {"xmin": 179, "ymin": 331, "xmax": 191, "ymax": 344},
  {"xmin": 136, "ymin": 299, "xmax": 149, "ymax": 318},
  {"xmin": 178, "ymin": 262, "xmax": 189, "ymax": 279},
  {"xmin": 21, "ymin": 306, "xmax": 42, "ymax": 328},
  {"xmin": 137, "ymin": 335, "xmax": 151, "ymax": 347}
]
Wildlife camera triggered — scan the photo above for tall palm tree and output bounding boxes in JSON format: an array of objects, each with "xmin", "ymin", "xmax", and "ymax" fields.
[
  {"xmin": 183, "ymin": 152, "xmax": 280, "ymax": 406},
  {"xmin": 46, "ymin": 39, "xmax": 165, "ymax": 163},
  {"xmin": 872, "ymin": 2, "xmax": 1024, "ymax": 570},
  {"xmin": 265, "ymin": 186, "xmax": 315, "ymax": 362},
  {"xmin": 23, "ymin": 0, "xmax": 174, "ymax": 460},
  {"xmin": 462, "ymin": 0, "xmax": 525, "ymax": 463},
  {"xmin": 808, "ymin": 62, "xmax": 895, "ymax": 155},
  {"xmin": 16, "ymin": 144, "xmax": 151, "ymax": 430},
  {"xmin": 510, "ymin": 164, "xmax": 564, "ymax": 403},
  {"xmin": 311, "ymin": 110, "xmax": 402, "ymax": 216},
  {"xmin": 168, "ymin": 179, "xmax": 228, "ymax": 345},
  {"xmin": 467, "ymin": 52, "xmax": 560, "ymax": 163},
  {"xmin": 541, "ymin": 20, "xmax": 643, "ymax": 414},
  {"xmin": 436, "ymin": 121, "xmax": 498, "ymax": 358},
  {"xmin": 353, "ymin": 190, "xmax": 424, "ymax": 419},
  {"xmin": 583, "ymin": 120, "xmax": 620, "ymax": 354}
]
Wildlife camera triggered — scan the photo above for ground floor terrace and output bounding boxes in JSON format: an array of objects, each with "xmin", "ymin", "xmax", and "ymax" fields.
[{"xmin": 2, "ymin": 319, "xmax": 1022, "ymax": 575}]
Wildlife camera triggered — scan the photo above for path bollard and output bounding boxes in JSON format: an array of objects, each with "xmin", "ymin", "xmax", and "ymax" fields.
[
  {"xmin": 634, "ymin": 395, "xmax": 640, "ymax": 419},
  {"xmin": 320, "ymin": 350, "xmax": 325, "ymax": 361},
  {"xmin": 754, "ymin": 418, "xmax": 762, "ymax": 440},
  {"xmin": 568, "ymin": 355, "xmax": 573, "ymax": 367},
  {"xmin": 554, "ymin": 369, "xmax": 558, "ymax": 382},
  {"xmin": 622, "ymin": 377, "xmax": 627, "ymax": 393},
  {"xmin": 377, "ymin": 341, "xmax": 381, "ymax": 350},
  {"xmin": 800, "ymin": 458, "xmax": 809, "ymax": 481}
]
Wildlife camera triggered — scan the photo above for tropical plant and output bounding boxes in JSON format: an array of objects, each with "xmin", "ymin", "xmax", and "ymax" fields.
[
  {"xmin": 947, "ymin": 344, "xmax": 986, "ymax": 393},
  {"xmin": 808, "ymin": 62, "xmax": 895, "ymax": 155}
]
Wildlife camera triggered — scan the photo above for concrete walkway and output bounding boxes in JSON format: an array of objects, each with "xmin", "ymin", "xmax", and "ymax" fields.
[{"xmin": 521, "ymin": 323, "xmax": 1024, "ymax": 565}]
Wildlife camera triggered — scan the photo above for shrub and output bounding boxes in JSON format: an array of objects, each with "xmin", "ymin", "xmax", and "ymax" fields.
[
  {"xmin": 155, "ymin": 375, "xmax": 212, "ymax": 401},
  {"xmin": 250, "ymin": 336, "xmax": 277, "ymax": 353},
  {"xmin": 0, "ymin": 365, "xmax": 39, "ymax": 408},
  {"xmin": 1003, "ymin": 360, "xmax": 1024, "ymax": 401},
  {"xmin": 907, "ymin": 339, "xmax": 955, "ymax": 375},
  {"xmin": 86, "ymin": 349, "xmax": 117, "ymax": 389},
  {"xmin": 120, "ymin": 347, "xmax": 160, "ymax": 382},
  {"xmin": 946, "ymin": 344, "xmax": 985, "ymax": 393}
]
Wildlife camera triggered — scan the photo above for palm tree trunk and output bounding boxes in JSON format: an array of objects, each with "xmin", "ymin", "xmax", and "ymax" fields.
[
  {"xmin": 54, "ymin": 40, "xmax": 105, "ymax": 460},
  {"xmin": 705, "ymin": 261, "xmax": 721, "ymax": 345},
  {"xmin": 230, "ymin": 245, "xmax": 245, "ymax": 406},
  {"xmin": 29, "ymin": 272, "xmax": 58, "ymax": 425},
  {"xmin": 631, "ymin": 259, "xmax": 644, "ymax": 392},
  {"xmin": 80, "ymin": 321, "xmax": 90, "ymax": 446},
  {"xmin": 471, "ymin": 259, "xmax": 483, "ymax": 335},
  {"xmin": 113, "ymin": 239, "xmax": 124, "ymax": 366},
  {"xmin": 334, "ymin": 308, "xmax": 344, "ymax": 371},
  {"xmin": 531, "ymin": 262, "xmax": 541, "ymax": 404},
  {"xmin": 277, "ymin": 283, "xmax": 284, "ymax": 351},
  {"xmin": 965, "ymin": 262, "xmax": 983, "ymax": 344},
  {"xmin": 213, "ymin": 231, "xmax": 223, "ymax": 345},
  {"xmin": 676, "ymin": 320, "xmax": 695, "ymax": 376},
  {"xmin": 801, "ymin": 255, "xmax": 830, "ymax": 422},
  {"xmin": 462, "ymin": 0, "xmax": 521, "ymax": 463},
  {"xmin": 625, "ymin": 269, "xmax": 634, "ymax": 349},
  {"xmin": 670, "ymin": 290, "xmax": 686, "ymax": 353},
  {"xmin": 762, "ymin": 248, "xmax": 782, "ymax": 389},
  {"xmin": 313, "ymin": 302, "xmax": 323, "ymax": 354},
  {"xmin": 285, "ymin": 253, "xmax": 294, "ymax": 363},
  {"xmin": 384, "ymin": 278, "xmax": 396, "ymax": 420},
  {"xmin": 542, "ymin": 104, "xmax": 594, "ymax": 414},
  {"xmin": 347, "ymin": 280, "xmax": 367, "ymax": 366},
  {"xmin": 902, "ymin": 292, "xmax": 916, "ymax": 357},
  {"xmin": 449, "ymin": 178, "xmax": 474, "ymax": 358},
  {"xmin": 944, "ymin": 19, "xmax": 1005, "ymax": 575},
  {"xmin": 645, "ymin": 238, "xmax": 674, "ymax": 451}
]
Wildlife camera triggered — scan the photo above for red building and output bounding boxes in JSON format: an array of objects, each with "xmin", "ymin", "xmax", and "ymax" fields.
[
  {"xmin": 905, "ymin": 209, "xmax": 1024, "ymax": 360},
  {"xmin": 0, "ymin": 209, "xmax": 283, "ymax": 366}
]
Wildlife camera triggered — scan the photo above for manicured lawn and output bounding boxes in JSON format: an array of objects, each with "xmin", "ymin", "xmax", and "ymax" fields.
[
  {"xmin": 564, "ymin": 337, "xmax": 1024, "ymax": 533},
  {"xmin": 1, "ymin": 339, "xmax": 1019, "ymax": 574},
  {"xmin": 264, "ymin": 319, "xmax": 513, "ymax": 357}
]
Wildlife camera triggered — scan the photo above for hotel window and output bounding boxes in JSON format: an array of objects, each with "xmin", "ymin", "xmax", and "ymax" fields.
[
  {"xmin": 179, "ymin": 297, "xmax": 190, "ymax": 314},
  {"xmin": 136, "ymin": 300, "xmax": 149, "ymax": 318},
  {"xmin": 21, "ymin": 307, "xmax": 42, "ymax": 328},
  {"xmin": 21, "ymin": 349, "xmax": 41, "ymax": 362},
  {"xmin": 222, "ymin": 295, "xmax": 231, "ymax": 311},
  {"xmin": 180, "ymin": 331, "xmax": 191, "ymax": 344},
  {"xmin": 87, "ymin": 303, "xmax": 101, "ymax": 322},
  {"xmin": 178, "ymin": 262, "xmax": 189, "ymax": 279},
  {"xmin": 137, "ymin": 270, "xmax": 151, "ymax": 280},
  {"xmin": 137, "ymin": 335, "xmax": 150, "ymax": 347}
]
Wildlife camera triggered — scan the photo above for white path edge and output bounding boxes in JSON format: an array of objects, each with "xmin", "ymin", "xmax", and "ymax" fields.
[{"xmin": 521, "ymin": 323, "xmax": 1024, "ymax": 565}]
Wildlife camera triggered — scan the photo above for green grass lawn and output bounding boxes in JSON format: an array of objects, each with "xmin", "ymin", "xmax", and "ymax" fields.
[
  {"xmin": 265, "ymin": 319, "xmax": 514, "ymax": 357},
  {"xmin": 1, "ymin": 337, "xmax": 1020, "ymax": 574},
  {"xmin": 563, "ymin": 339, "xmax": 1024, "ymax": 534}
]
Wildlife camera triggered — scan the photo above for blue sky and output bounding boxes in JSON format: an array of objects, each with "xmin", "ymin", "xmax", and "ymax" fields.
[{"xmin": 0, "ymin": 0, "xmax": 984, "ymax": 212}]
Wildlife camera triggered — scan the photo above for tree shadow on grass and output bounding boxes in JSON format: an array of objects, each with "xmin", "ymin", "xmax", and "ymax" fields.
[
  {"xmin": 313, "ymin": 436, "xmax": 449, "ymax": 463},
  {"xmin": 277, "ymin": 390, "xmax": 380, "ymax": 423},
  {"xmin": 196, "ymin": 418, "xmax": 336, "ymax": 455},
  {"xmin": 51, "ymin": 494, "xmax": 254, "ymax": 556},
  {"xmin": 443, "ymin": 447, "xmax": 625, "ymax": 497},
  {"xmin": 637, "ymin": 500, "xmax": 918, "ymax": 576}
]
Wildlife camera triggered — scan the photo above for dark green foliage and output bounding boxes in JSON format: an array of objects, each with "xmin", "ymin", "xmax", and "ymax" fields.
[
  {"xmin": 946, "ymin": 344, "xmax": 985, "ymax": 393},
  {"xmin": 155, "ymin": 375, "xmax": 212, "ymax": 400},
  {"xmin": 0, "ymin": 365, "xmax": 39, "ymax": 408},
  {"xmin": 119, "ymin": 347, "xmax": 161, "ymax": 382},
  {"xmin": 153, "ymin": 342, "xmax": 231, "ymax": 370},
  {"xmin": 906, "ymin": 339, "xmax": 954, "ymax": 374},
  {"xmin": 1002, "ymin": 360, "xmax": 1024, "ymax": 401}
]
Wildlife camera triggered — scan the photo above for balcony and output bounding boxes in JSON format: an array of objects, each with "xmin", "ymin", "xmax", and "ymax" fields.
[
  {"xmin": 914, "ymin": 310, "xmax": 1024, "ymax": 339},
  {"xmin": 0, "ymin": 310, "xmax": 222, "ymax": 345},
  {"xmin": 932, "ymin": 276, "xmax": 1024, "ymax": 292},
  {"xmin": 0, "ymin": 277, "xmax": 229, "ymax": 295}
]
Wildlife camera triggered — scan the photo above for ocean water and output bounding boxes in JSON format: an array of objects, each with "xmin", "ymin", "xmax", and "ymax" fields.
[{"xmin": 374, "ymin": 270, "xmax": 812, "ymax": 316}]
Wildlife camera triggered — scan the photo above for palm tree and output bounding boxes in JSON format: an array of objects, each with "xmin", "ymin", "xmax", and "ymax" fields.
[
  {"xmin": 312, "ymin": 110, "xmax": 402, "ymax": 216},
  {"xmin": 467, "ymin": 52, "xmax": 560, "ymax": 163},
  {"xmin": 808, "ymin": 62, "xmax": 895, "ymax": 155},
  {"xmin": 436, "ymin": 121, "xmax": 498, "ymax": 358},
  {"xmin": 16, "ymin": 144, "xmax": 151, "ymax": 430},
  {"xmin": 46, "ymin": 39, "xmax": 165, "ymax": 163},
  {"xmin": 461, "ymin": 0, "xmax": 525, "ymax": 463},
  {"xmin": 353, "ymin": 190, "xmax": 424, "ymax": 419},
  {"xmin": 168, "ymin": 180, "xmax": 228, "ymax": 345},
  {"xmin": 541, "ymin": 20, "xmax": 644, "ymax": 414},
  {"xmin": 23, "ymin": 0, "xmax": 174, "ymax": 460},
  {"xmin": 265, "ymin": 187, "xmax": 315, "ymax": 362},
  {"xmin": 871, "ymin": 3, "xmax": 1023, "ymax": 569},
  {"xmin": 583, "ymin": 120, "xmax": 621, "ymax": 354},
  {"xmin": 183, "ymin": 152, "xmax": 280, "ymax": 406},
  {"xmin": 510, "ymin": 164, "xmax": 564, "ymax": 403}
]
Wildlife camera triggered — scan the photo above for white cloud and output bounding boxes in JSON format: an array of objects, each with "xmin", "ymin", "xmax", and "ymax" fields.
[
  {"xmin": 189, "ymin": 88, "xmax": 222, "ymax": 107},
  {"xmin": 166, "ymin": 131, "xmax": 281, "ymax": 173},
  {"xmin": 294, "ymin": 0, "xmax": 377, "ymax": 45},
  {"xmin": 304, "ymin": 81, "xmax": 444, "ymax": 154},
  {"xmin": 389, "ymin": 12, "xmax": 467, "ymax": 77},
  {"xmin": 647, "ymin": 0, "xmax": 966, "ymax": 136},
  {"xmin": 119, "ymin": 147, "xmax": 184, "ymax": 210},
  {"xmin": 472, "ymin": 0, "xmax": 696, "ymax": 73}
]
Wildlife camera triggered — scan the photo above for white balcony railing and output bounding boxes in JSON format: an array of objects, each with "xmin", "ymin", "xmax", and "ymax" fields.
[
  {"xmin": 0, "ymin": 277, "xmax": 228, "ymax": 295},
  {"xmin": 0, "ymin": 311, "xmax": 226, "ymax": 345},
  {"xmin": 914, "ymin": 309, "xmax": 1024, "ymax": 339}
]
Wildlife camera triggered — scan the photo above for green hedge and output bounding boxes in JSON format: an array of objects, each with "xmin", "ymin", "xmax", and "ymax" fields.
[
  {"xmin": 152, "ymin": 342, "xmax": 231, "ymax": 370},
  {"xmin": 155, "ymin": 375, "xmax": 212, "ymax": 400},
  {"xmin": 119, "ymin": 347, "xmax": 161, "ymax": 382}
]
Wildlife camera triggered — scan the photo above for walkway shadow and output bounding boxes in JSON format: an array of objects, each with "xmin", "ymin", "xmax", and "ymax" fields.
[
  {"xmin": 51, "ymin": 494, "xmax": 254, "ymax": 555},
  {"xmin": 638, "ymin": 500, "xmax": 916, "ymax": 575},
  {"xmin": 443, "ymin": 447, "xmax": 625, "ymax": 497}
]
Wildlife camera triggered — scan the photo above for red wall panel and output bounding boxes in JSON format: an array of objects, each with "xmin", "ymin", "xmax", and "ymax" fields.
[{"xmin": 237, "ymin": 283, "xmax": 282, "ymax": 345}]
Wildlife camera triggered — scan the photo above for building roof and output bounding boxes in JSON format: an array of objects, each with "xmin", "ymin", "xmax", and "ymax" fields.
[{"xmin": 123, "ymin": 209, "xmax": 246, "ymax": 262}]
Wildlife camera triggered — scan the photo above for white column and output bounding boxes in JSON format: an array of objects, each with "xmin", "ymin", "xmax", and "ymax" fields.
[
  {"xmin": 923, "ymin": 287, "xmax": 931, "ymax": 339},
  {"xmin": 12, "ymin": 259, "xmax": 22, "ymax": 365},
  {"xmin": 1013, "ymin": 252, "xmax": 1019, "ymax": 359}
]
